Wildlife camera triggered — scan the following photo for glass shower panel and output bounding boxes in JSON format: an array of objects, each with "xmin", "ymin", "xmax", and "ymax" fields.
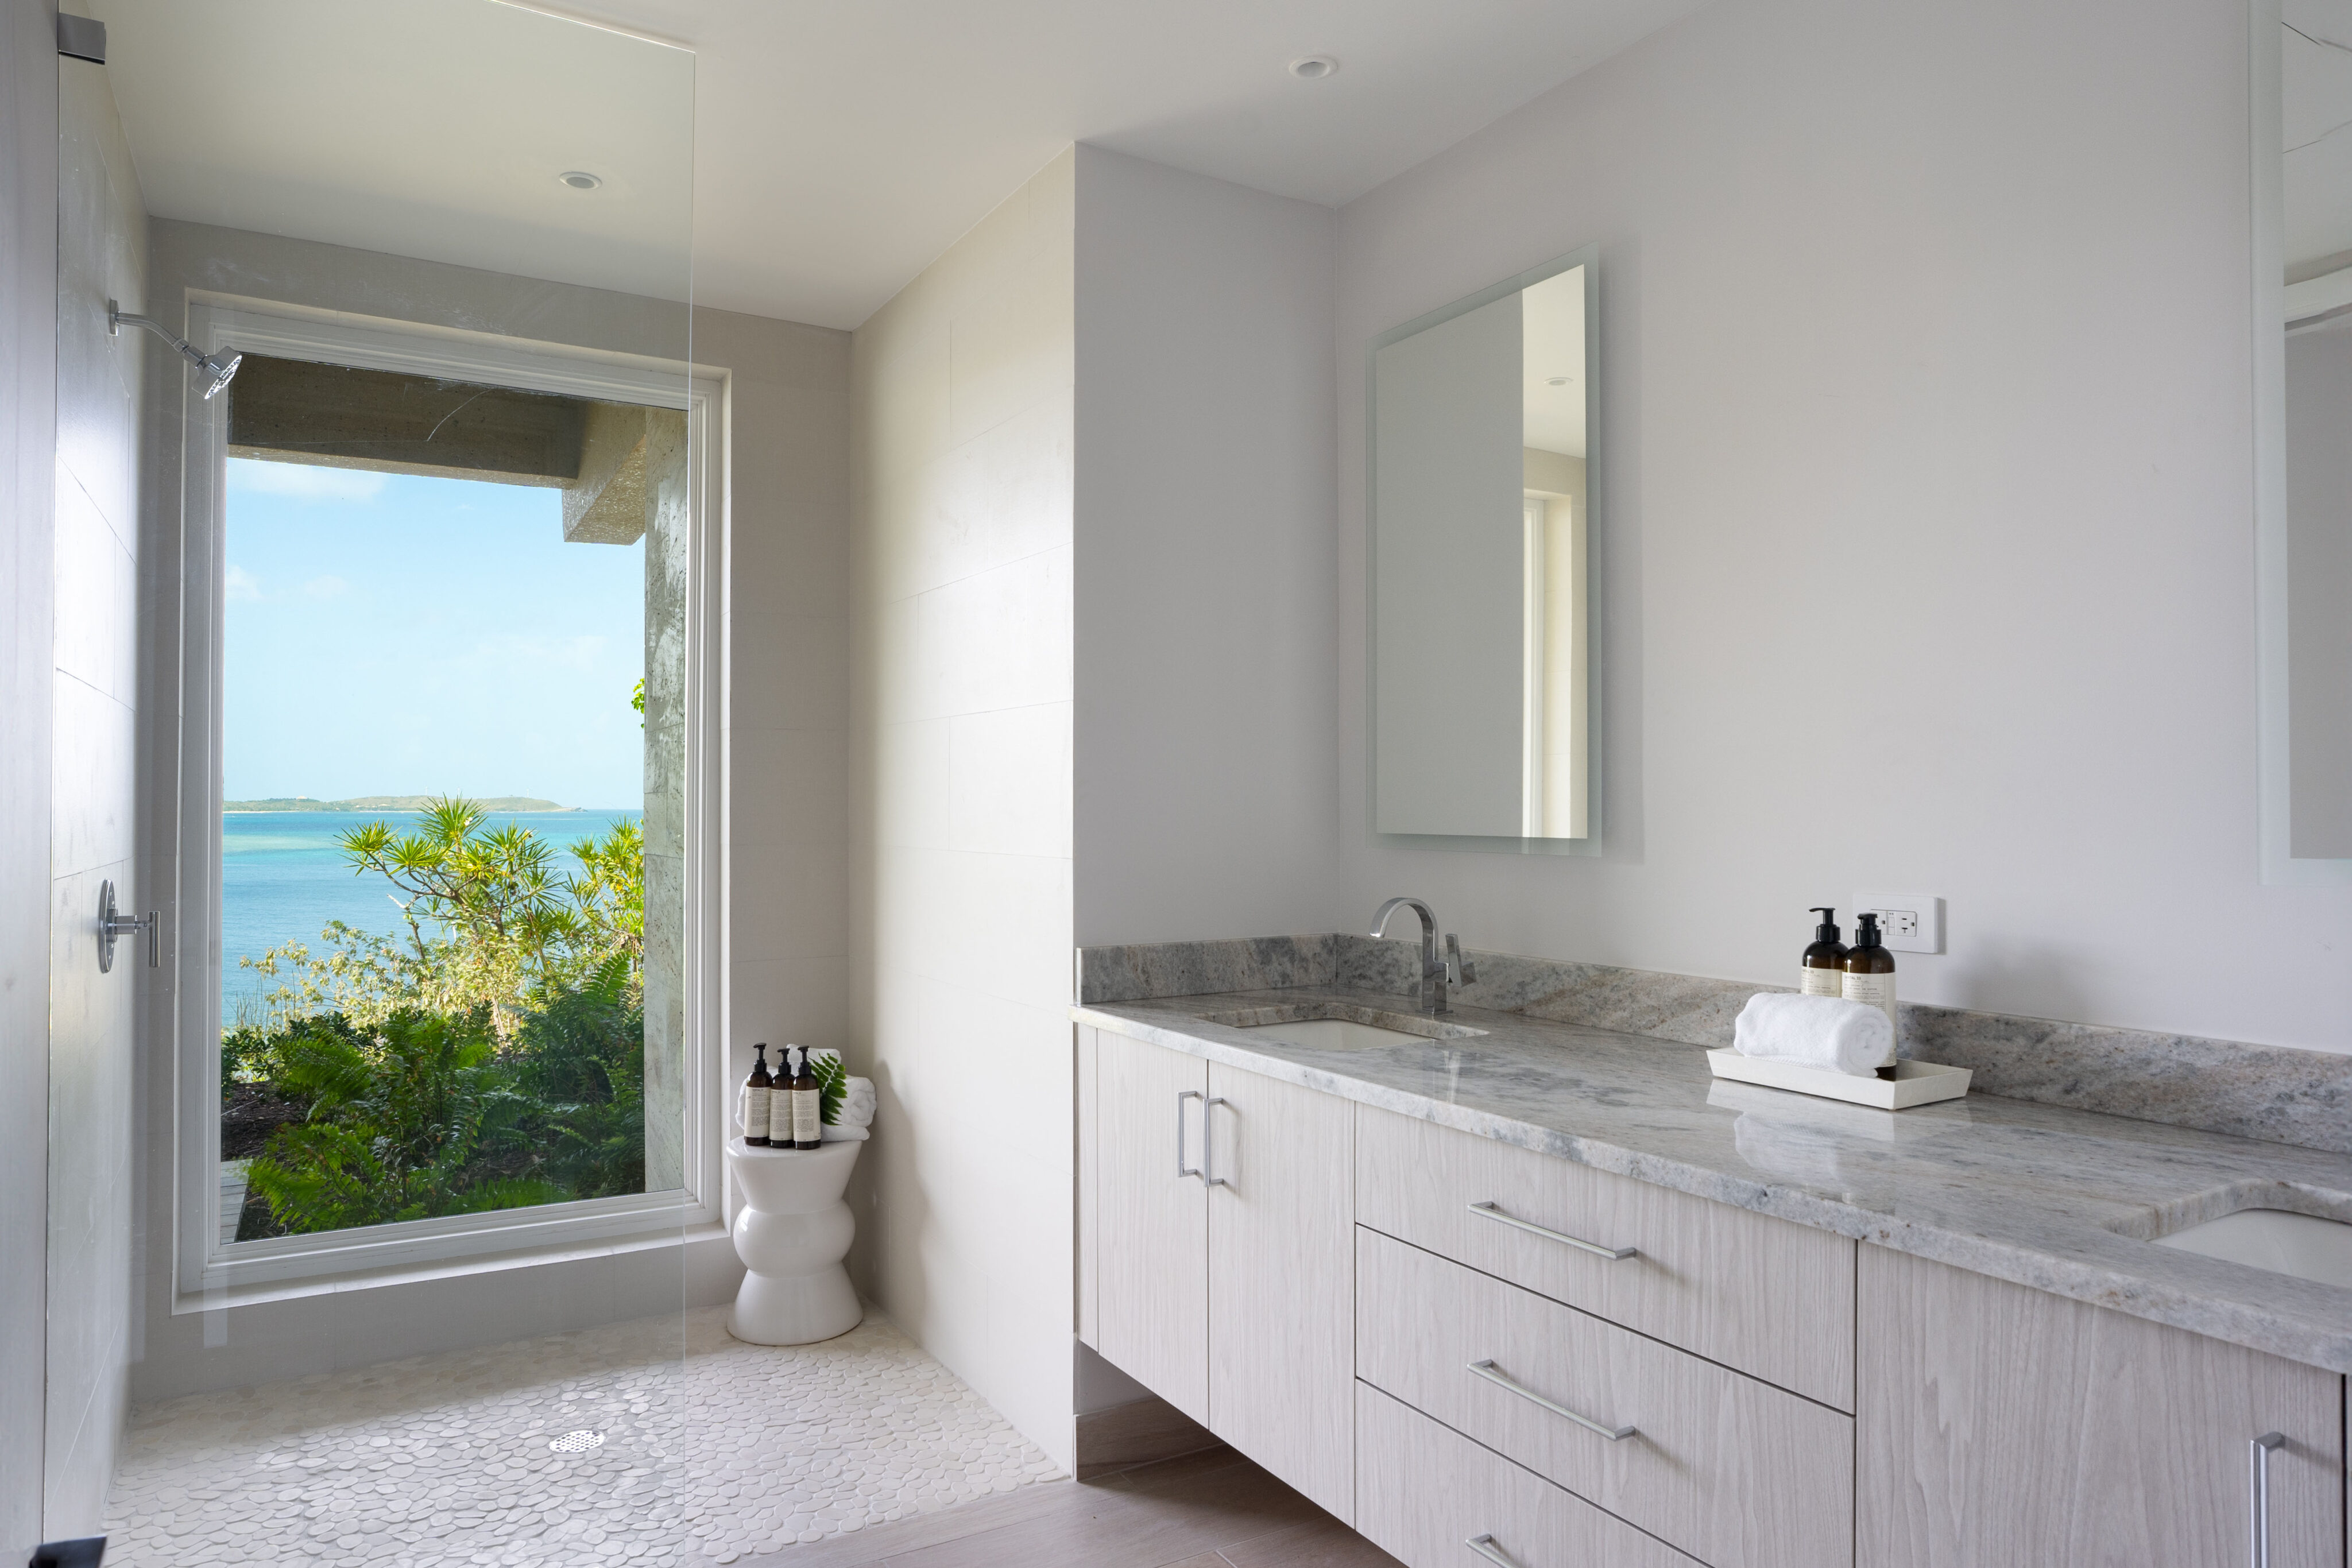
[{"xmin": 86, "ymin": 1, "xmax": 703, "ymax": 1559}]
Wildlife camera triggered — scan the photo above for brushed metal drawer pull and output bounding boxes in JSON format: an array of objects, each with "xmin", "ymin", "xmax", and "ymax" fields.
[
  {"xmin": 1464, "ymin": 1534, "xmax": 1519, "ymax": 1567},
  {"xmin": 1176, "ymin": 1090, "xmax": 1202, "ymax": 1182},
  {"xmin": 2252, "ymin": 1432, "xmax": 2284, "ymax": 1568},
  {"xmin": 1468, "ymin": 1200, "xmax": 1637, "ymax": 1260},
  {"xmin": 1468, "ymin": 1358, "xmax": 1637, "ymax": 1442}
]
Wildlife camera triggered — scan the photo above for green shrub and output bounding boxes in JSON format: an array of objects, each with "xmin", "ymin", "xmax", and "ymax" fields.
[
  {"xmin": 512, "ymin": 954, "xmax": 646, "ymax": 1201},
  {"xmin": 243, "ymin": 1009, "xmax": 561, "ymax": 1233}
]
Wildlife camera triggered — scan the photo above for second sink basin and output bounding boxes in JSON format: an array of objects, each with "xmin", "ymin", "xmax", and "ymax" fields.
[{"xmin": 2154, "ymin": 1209, "xmax": 2352, "ymax": 1289}]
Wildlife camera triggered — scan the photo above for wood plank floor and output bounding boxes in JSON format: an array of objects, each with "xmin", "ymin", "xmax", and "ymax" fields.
[{"xmin": 745, "ymin": 1447, "xmax": 1406, "ymax": 1568}]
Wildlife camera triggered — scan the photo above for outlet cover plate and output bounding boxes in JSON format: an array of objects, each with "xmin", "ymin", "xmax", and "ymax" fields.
[{"xmin": 1854, "ymin": 893, "xmax": 1943, "ymax": 954}]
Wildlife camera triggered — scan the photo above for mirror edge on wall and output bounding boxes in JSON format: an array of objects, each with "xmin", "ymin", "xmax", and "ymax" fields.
[
  {"xmin": 1365, "ymin": 242, "xmax": 1604, "ymax": 858},
  {"xmin": 2250, "ymin": 0, "xmax": 2352, "ymax": 884}
]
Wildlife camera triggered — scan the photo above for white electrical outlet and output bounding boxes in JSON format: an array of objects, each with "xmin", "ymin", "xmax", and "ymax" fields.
[{"xmin": 1854, "ymin": 893, "xmax": 1943, "ymax": 955}]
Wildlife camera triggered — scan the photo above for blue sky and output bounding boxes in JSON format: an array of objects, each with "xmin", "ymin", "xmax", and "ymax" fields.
[{"xmin": 225, "ymin": 459, "xmax": 645, "ymax": 809}]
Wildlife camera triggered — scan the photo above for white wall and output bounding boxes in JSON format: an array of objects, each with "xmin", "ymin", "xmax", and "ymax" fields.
[
  {"xmin": 1334, "ymin": 0, "xmax": 2352, "ymax": 1052},
  {"xmin": 44, "ymin": 40, "xmax": 149, "ymax": 1537},
  {"xmin": 1073, "ymin": 146, "xmax": 1344, "ymax": 944},
  {"xmin": 849, "ymin": 150, "xmax": 1078, "ymax": 1473},
  {"xmin": 131, "ymin": 219, "xmax": 852, "ymax": 1397}
]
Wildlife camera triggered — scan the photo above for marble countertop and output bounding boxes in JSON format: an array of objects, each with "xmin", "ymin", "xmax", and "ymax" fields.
[{"xmin": 1073, "ymin": 987, "xmax": 2352, "ymax": 1373}]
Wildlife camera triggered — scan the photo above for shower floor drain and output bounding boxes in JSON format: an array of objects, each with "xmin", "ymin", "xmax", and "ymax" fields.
[{"xmin": 549, "ymin": 1430, "xmax": 605, "ymax": 1454}]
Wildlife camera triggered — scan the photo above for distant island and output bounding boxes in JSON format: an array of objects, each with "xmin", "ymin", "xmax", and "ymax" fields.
[{"xmin": 223, "ymin": 796, "xmax": 572, "ymax": 814}]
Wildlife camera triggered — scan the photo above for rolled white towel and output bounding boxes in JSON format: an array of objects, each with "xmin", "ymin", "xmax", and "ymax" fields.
[
  {"xmin": 803, "ymin": 1048, "xmax": 876, "ymax": 1141},
  {"xmin": 1732, "ymin": 992, "xmax": 1893, "ymax": 1078},
  {"xmin": 837, "ymin": 1074, "xmax": 876, "ymax": 1130}
]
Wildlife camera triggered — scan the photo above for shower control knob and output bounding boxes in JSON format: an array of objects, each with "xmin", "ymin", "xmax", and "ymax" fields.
[{"xmin": 98, "ymin": 879, "xmax": 157, "ymax": 973}]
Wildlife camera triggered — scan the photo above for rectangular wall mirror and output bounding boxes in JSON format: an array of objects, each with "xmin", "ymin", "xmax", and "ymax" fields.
[
  {"xmin": 1370, "ymin": 248, "xmax": 1597, "ymax": 846},
  {"xmin": 2259, "ymin": 0, "xmax": 2352, "ymax": 880}
]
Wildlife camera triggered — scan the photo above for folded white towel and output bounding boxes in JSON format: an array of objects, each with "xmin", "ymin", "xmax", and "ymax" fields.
[{"xmin": 1732, "ymin": 992, "xmax": 1893, "ymax": 1077}]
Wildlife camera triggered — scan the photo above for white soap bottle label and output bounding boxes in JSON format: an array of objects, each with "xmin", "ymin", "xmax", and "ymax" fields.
[
  {"xmin": 744, "ymin": 1085, "xmax": 771, "ymax": 1142},
  {"xmin": 791, "ymin": 1088, "xmax": 821, "ymax": 1145},
  {"xmin": 1798, "ymin": 967, "xmax": 1843, "ymax": 998}
]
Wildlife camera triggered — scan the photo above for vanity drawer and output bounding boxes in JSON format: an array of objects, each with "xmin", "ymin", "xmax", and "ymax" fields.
[
  {"xmin": 1356, "ymin": 1104, "xmax": 1854, "ymax": 1409},
  {"xmin": 1357, "ymin": 1227, "xmax": 1852, "ymax": 1568},
  {"xmin": 1357, "ymin": 1381, "xmax": 1702, "ymax": 1568}
]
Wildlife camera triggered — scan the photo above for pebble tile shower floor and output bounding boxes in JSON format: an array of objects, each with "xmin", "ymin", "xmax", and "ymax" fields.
[{"xmin": 102, "ymin": 1307, "xmax": 1062, "ymax": 1566}]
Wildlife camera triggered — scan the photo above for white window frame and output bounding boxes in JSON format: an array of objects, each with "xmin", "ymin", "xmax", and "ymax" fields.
[{"xmin": 171, "ymin": 293, "xmax": 728, "ymax": 1304}]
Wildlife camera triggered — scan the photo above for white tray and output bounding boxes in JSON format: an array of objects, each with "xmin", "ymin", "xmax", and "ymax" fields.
[{"xmin": 1705, "ymin": 1050, "xmax": 1971, "ymax": 1109}]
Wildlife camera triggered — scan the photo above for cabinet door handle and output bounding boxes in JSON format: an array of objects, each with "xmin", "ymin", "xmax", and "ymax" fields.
[
  {"xmin": 1468, "ymin": 1200, "xmax": 1637, "ymax": 1260},
  {"xmin": 1176, "ymin": 1090, "xmax": 1202, "ymax": 1182},
  {"xmin": 1464, "ymin": 1535, "xmax": 1518, "ymax": 1567},
  {"xmin": 1468, "ymin": 1358, "xmax": 1636, "ymax": 1441},
  {"xmin": 2252, "ymin": 1432, "xmax": 2284, "ymax": 1568},
  {"xmin": 1202, "ymin": 1097, "xmax": 1231, "ymax": 1187}
]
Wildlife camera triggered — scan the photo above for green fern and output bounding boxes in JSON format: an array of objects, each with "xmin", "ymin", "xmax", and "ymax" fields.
[{"xmin": 808, "ymin": 1050, "xmax": 848, "ymax": 1126}]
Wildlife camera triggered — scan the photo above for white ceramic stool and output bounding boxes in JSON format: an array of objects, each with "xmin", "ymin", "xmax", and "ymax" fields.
[{"xmin": 724, "ymin": 1137, "xmax": 862, "ymax": 1346}]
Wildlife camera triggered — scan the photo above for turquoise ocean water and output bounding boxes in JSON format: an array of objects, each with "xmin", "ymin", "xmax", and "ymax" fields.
[{"xmin": 220, "ymin": 809, "xmax": 637, "ymax": 1028}]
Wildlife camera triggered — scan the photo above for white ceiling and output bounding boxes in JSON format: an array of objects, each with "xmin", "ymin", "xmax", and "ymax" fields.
[
  {"xmin": 91, "ymin": 0, "xmax": 696, "ymax": 303},
  {"xmin": 90, "ymin": 0, "xmax": 1704, "ymax": 330}
]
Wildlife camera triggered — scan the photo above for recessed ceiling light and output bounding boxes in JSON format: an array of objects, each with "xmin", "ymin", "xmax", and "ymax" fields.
[
  {"xmin": 558, "ymin": 171, "xmax": 604, "ymax": 191},
  {"xmin": 1289, "ymin": 55, "xmax": 1338, "ymax": 80}
]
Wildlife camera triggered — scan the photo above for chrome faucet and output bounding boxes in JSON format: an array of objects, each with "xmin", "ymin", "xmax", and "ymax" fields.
[{"xmin": 1370, "ymin": 897, "xmax": 1476, "ymax": 1015}]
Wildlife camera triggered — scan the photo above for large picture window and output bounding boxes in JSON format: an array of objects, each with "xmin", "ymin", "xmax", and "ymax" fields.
[{"xmin": 176, "ymin": 304, "xmax": 722, "ymax": 1296}]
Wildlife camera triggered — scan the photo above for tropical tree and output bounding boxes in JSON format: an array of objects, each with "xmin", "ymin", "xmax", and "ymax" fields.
[{"xmin": 243, "ymin": 797, "xmax": 645, "ymax": 1037}]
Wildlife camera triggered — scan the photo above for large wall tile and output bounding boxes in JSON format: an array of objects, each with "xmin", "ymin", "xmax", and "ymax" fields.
[
  {"xmin": 51, "ymin": 473, "xmax": 132, "ymax": 703},
  {"xmin": 914, "ymin": 545, "xmax": 1073, "ymax": 719},
  {"xmin": 49, "ymin": 672, "xmax": 133, "ymax": 879},
  {"xmin": 945, "ymin": 703, "xmax": 1072, "ymax": 860}
]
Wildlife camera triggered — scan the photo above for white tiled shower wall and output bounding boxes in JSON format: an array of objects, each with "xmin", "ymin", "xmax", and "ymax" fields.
[
  {"xmin": 45, "ymin": 41, "xmax": 149, "ymax": 1537},
  {"xmin": 849, "ymin": 149, "xmax": 1080, "ymax": 1476}
]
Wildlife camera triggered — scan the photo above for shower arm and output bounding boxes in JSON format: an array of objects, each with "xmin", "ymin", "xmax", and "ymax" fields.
[{"xmin": 108, "ymin": 299, "xmax": 242, "ymax": 398}]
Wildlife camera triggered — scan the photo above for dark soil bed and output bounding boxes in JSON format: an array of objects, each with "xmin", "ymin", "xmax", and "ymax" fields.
[{"xmin": 220, "ymin": 1081, "xmax": 306, "ymax": 1160}]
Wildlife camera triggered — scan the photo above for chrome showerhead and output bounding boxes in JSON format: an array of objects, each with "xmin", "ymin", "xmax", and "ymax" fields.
[
  {"xmin": 198, "ymin": 349, "xmax": 243, "ymax": 400},
  {"xmin": 109, "ymin": 298, "xmax": 241, "ymax": 401}
]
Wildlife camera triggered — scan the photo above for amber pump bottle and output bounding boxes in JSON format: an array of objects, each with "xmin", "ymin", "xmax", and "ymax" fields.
[
  {"xmin": 744, "ymin": 1044, "xmax": 774, "ymax": 1147},
  {"xmin": 1799, "ymin": 907, "xmax": 1846, "ymax": 997},
  {"xmin": 787, "ymin": 1046, "xmax": 823, "ymax": 1151},
  {"xmin": 1842, "ymin": 913, "xmax": 1899, "ymax": 1078}
]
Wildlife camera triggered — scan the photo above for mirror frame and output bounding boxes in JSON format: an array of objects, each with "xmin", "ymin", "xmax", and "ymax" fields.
[{"xmin": 1365, "ymin": 243, "xmax": 1603, "ymax": 855}]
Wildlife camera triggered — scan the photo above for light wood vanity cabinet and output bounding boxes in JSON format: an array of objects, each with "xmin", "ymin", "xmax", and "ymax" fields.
[
  {"xmin": 1858, "ymin": 1246, "xmax": 2345, "ymax": 1568},
  {"xmin": 1086, "ymin": 1029, "xmax": 1355, "ymax": 1523},
  {"xmin": 1081, "ymin": 1023, "xmax": 2351, "ymax": 1568}
]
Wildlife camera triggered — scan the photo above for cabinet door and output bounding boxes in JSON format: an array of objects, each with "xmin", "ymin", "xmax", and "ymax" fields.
[
  {"xmin": 1094, "ymin": 1031, "xmax": 1209, "ymax": 1424},
  {"xmin": 1858, "ymin": 1245, "xmax": 2345, "ymax": 1568},
  {"xmin": 1206, "ymin": 1060, "xmax": 1355, "ymax": 1524}
]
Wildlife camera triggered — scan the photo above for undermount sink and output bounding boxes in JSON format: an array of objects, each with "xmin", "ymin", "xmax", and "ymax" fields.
[
  {"xmin": 1235, "ymin": 1017, "xmax": 1440, "ymax": 1051},
  {"xmin": 2153, "ymin": 1209, "xmax": 2352, "ymax": 1289},
  {"xmin": 1197, "ymin": 1001, "xmax": 1487, "ymax": 1051}
]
